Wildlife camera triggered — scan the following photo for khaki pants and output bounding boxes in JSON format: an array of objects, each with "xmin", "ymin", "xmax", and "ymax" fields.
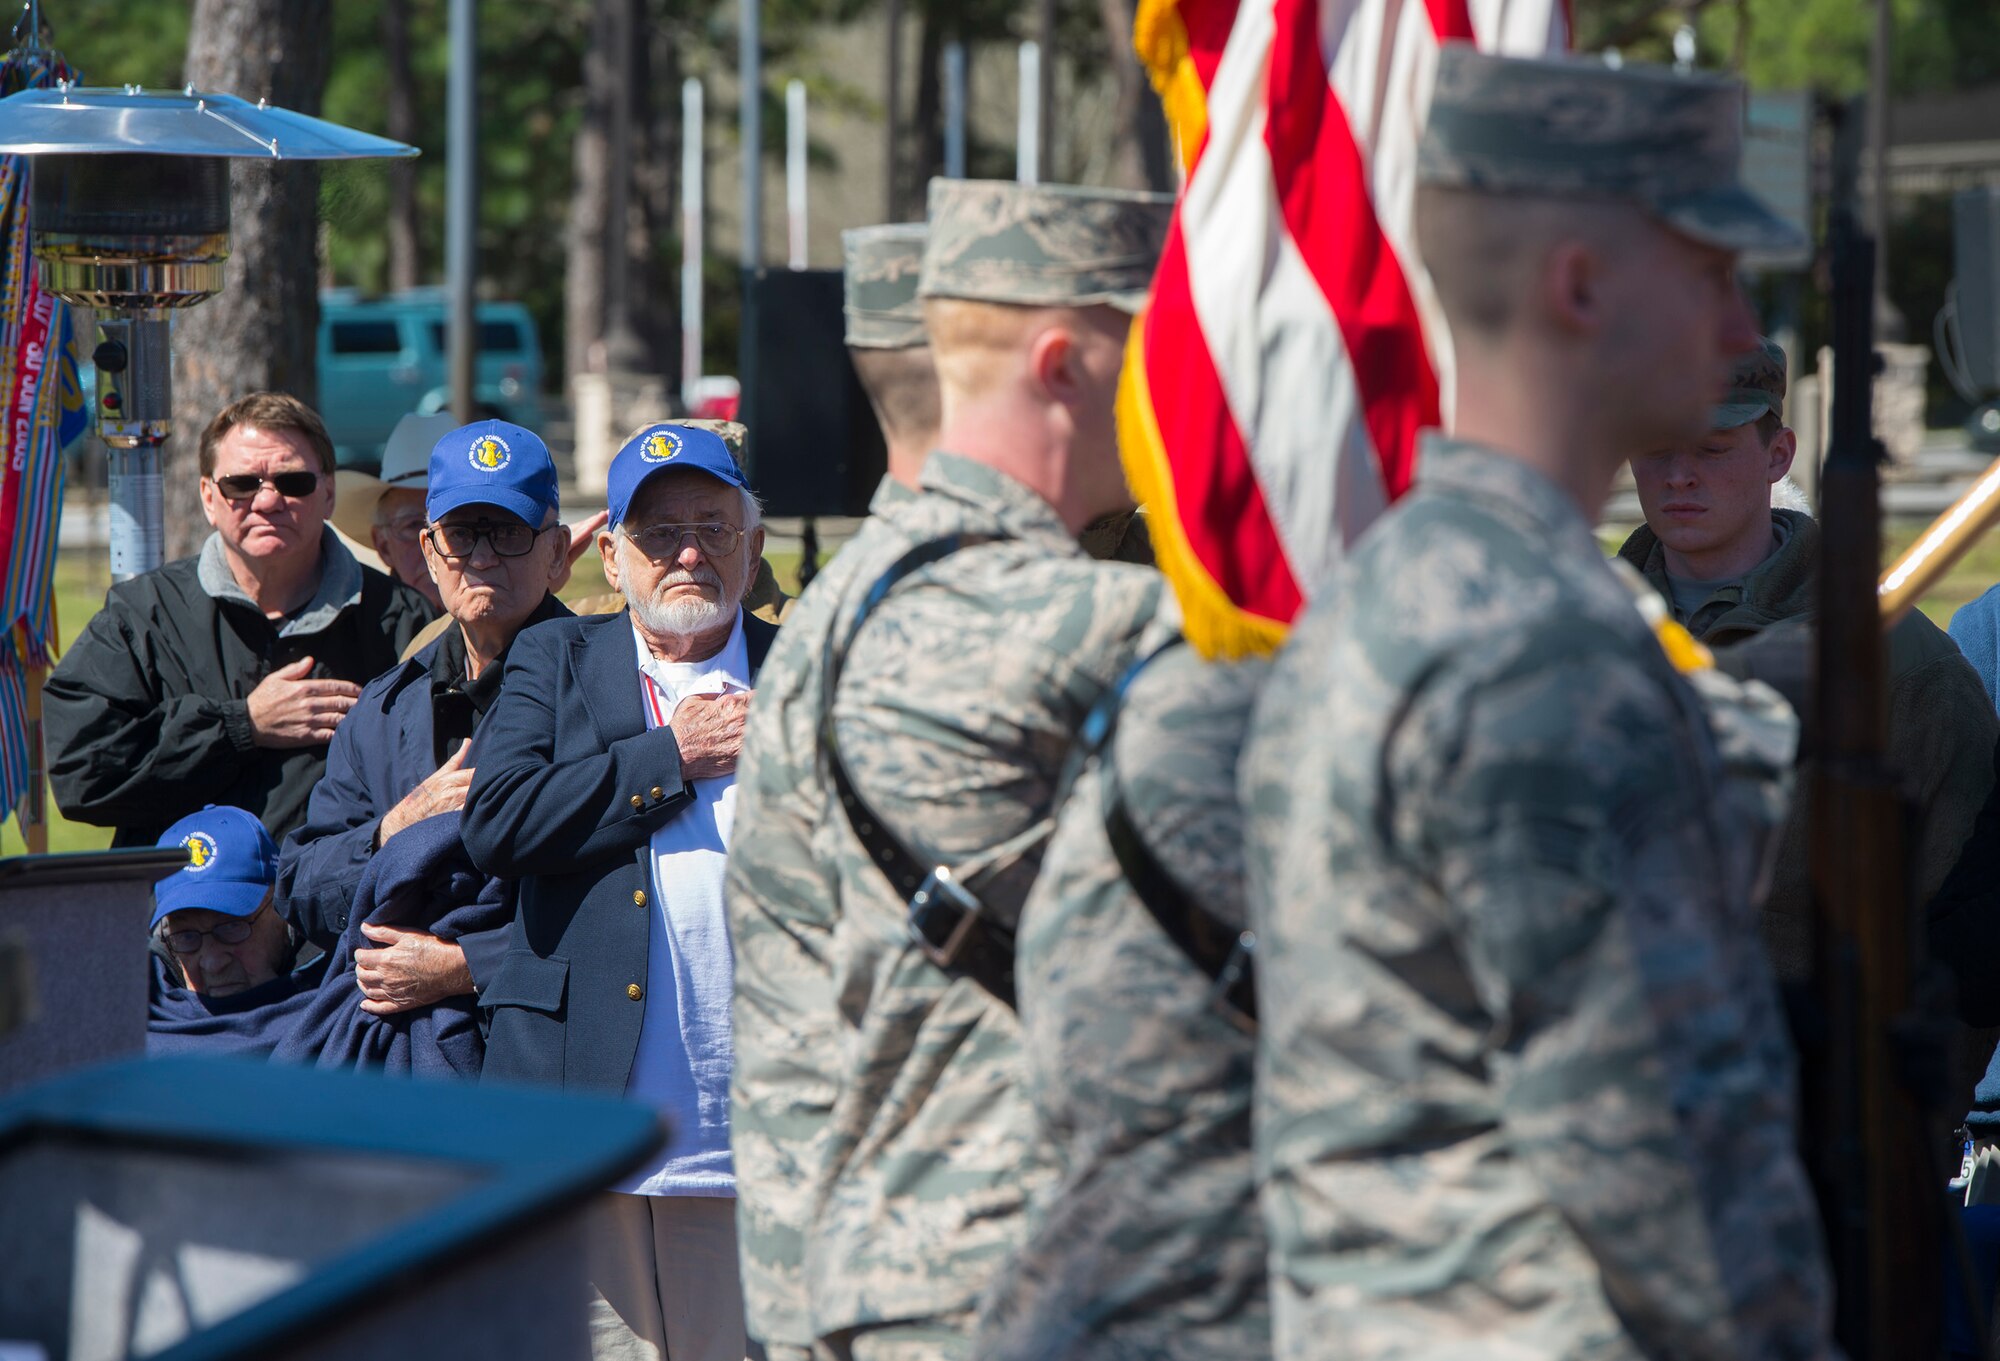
[{"xmin": 588, "ymin": 1193, "xmax": 749, "ymax": 1361}]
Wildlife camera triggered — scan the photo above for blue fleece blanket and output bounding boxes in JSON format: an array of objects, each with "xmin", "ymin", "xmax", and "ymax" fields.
[
  {"xmin": 148, "ymin": 952, "xmax": 326, "ymax": 1057},
  {"xmin": 148, "ymin": 813, "xmax": 509, "ymax": 1078}
]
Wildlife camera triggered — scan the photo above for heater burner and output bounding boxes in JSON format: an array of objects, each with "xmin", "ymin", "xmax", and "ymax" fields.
[{"xmin": 30, "ymin": 153, "xmax": 229, "ymax": 310}]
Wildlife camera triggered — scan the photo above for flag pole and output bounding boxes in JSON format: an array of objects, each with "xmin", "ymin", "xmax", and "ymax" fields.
[{"xmin": 14, "ymin": 623, "xmax": 45, "ymax": 854}]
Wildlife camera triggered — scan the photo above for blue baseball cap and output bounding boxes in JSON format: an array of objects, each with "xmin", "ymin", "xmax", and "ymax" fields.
[
  {"xmin": 425, "ymin": 419, "xmax": 561, "ymax": 528},
  {"xmin": 607, "ymin": 423, "xmax": 747, "ymax": 529},
  {"xmin": 152, "ymin": 806, "xmax": 280, "ymax": 927}
]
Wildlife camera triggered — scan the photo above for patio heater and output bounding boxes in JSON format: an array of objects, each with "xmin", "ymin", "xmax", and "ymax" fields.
[{"xmin": 0, "ymin": 85, "xmax": 416, "ymax": 577}]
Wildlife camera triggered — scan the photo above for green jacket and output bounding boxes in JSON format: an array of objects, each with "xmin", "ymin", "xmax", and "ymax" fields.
[{"xmin": 1617, "ymin": 509, "xmax": 2000, "ymax": 987}]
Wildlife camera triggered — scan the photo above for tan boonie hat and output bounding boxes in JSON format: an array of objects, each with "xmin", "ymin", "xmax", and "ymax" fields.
[
  {"xmin": 1418, "ymin": 46, "xmax": 1804, "ymax": 257},
  {"xmin": 919, "ymin": 178, "xmax": 1173, "ymax": 314},
  {"xmin": 1713, "ymin": 336, "xmax": 1787, "ymax": 430},
  {"xmin": 331, "ymin": 410, "xmax": 458, "ymax": 548},
  {"xmin": 843, "ymin": 224, "xmax": 928, "ymax": 350}
]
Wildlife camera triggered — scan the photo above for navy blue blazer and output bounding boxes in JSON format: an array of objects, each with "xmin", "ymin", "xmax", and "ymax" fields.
[{"xmin": 461, "ymin": 607, "xmax": 778, "ymax": 1094}]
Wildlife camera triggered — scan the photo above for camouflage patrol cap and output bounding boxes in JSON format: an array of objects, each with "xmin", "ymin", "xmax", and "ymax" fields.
[
  {"xmin": 672, "ymin": 417, "xmax": 748, "ymax": 467},
  {"xmin": 1713, "ymin": 336, "xmax": 1787, "ymax": 430},
  {"xmin": 919, "ymin": 178, "xmax": 1173, "ymax": 313},
  {"xmin": 1418, "ymin": 46, "xmax": 1804, "ymax": 256},
  {"xmin": 843, "ymin": 224, "xmax": 928, "ymax": 350}
]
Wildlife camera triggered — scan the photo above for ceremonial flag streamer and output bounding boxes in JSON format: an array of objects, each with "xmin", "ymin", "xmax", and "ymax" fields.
[
  {"xmin": 1122, "ymin": 0, "xmax": 1568, "ymax": 658},
  {"xmin": 0, "ymin": 39, "xmax": 87, "ymax": 819}
]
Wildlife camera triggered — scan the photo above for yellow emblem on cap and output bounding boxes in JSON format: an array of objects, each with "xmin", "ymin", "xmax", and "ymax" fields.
[
  {"xmin": 640, "ymin": 430, "xmax": 681, "ymax": 464},
  {"xmin": 469, "ymin": 433, "xmax": 512, "ymax": 472},
  {"xmin": 183, "ymin": 831, "xmax": 218, "ymax": 871}
]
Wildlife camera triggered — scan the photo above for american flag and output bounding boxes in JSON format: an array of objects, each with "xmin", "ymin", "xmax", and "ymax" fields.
[{"xmin": 1120, "ymin": 0, "xmax": 1569, "ymax": 657}]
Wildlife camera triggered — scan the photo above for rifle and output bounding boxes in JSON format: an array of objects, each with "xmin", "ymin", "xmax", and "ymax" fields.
[{"xmin": 1808, "ymin": 103, "xmax": 1954, "ymax": 1359}]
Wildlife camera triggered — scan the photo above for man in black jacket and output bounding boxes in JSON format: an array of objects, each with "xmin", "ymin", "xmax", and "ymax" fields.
[{"xmin": 44, "ymin": 392, "xmax": 433, "ymax": 847}]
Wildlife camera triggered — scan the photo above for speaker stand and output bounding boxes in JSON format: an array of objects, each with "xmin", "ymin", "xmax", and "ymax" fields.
[{"xmin": 799, "ymin": 517, "xmax": 820, "ymax": 589}]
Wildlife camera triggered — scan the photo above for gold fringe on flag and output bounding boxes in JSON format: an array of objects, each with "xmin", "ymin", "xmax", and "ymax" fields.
[
  {"xmin": 1133, "ymin": 0, "xmax": 1206, "ymax": 175},
  {"xmin": 1117, "ymin": 320, "xmax": 1288, "ymax": 661},
  {"xmin": 1125, "ymin": 0, "xmax": 1287, "ymax": 659}
]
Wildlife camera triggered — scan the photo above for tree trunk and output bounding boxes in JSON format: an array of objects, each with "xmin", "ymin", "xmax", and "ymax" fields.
[
  {"xmin": 172, "ymin": 0, "xmax": 332, "ymax": 561},
  {"xmin": 907, "ymin": 5, "xmax": 943, "ymax": 217},
  {"xmin": 565, "ymin": 0, "xmax": 614, "ymax": 382},
  {"xmin": 382, "ymin": 0, "xmax": 421, "ymax": 291},
  {"xmin": 636, "ymin": 13, "xmax": 681, "ymax": 377},
  {"xmin": 1098, "ymin": 0, "xmax": 1173, "ymax": 191},
  {"xmin": 1036, "ymin": 0, "xmax": 1056, "ymax": 178},
  {"xmin": 884, "ymin": 0, "xmax": 902, "ymax": 220},
  {"xmin": 619, "ymin": 0, "xmax": 667, "ymax": 375}
]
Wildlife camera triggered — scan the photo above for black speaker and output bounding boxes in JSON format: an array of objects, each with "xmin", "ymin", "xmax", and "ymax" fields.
[
  {"xmin": 1955, "ymin": 187, "xmax": 2000, "ymax": 392},
  {"xmin": 738, "ymin": 268, "xmax": 888, "ymax": 518}
]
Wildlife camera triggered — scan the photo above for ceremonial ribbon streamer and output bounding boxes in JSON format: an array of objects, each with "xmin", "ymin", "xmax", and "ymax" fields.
[
  {"xmin": 1121, "ymin": 0, "xmax": 1568, "ymax": 658},
  {"xmin": 0, "ymin": 39, "xmax": 86, "ymax": 820}
]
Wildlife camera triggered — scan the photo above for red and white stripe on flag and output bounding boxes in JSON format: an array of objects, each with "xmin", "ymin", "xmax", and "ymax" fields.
[{"xmin": 1120, "ymin": 0, "xmax": 1569, "ymax": 658}]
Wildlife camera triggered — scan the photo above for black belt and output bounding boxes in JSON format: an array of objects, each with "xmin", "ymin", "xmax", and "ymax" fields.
[
  {"xmin": 1079, "ymin": 639, "xmax": 1257, "ymax": 1029},
  {"xmin": 821, "ymin": 534, "xmax": 1018, "ymax": 1006}
]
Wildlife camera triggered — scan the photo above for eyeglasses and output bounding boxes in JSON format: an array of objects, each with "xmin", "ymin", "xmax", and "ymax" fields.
[
  {"xmin": 159, "ymin": 900, "xmax": 271, "ymax": 956},
  {"xmin": 623, "ymin": 522, "xmax": 745, "ymax": 559},
  {"xmin": 376, "ymin": 515, "xmax": 427, "ymax": 545},
  {"xmin": 212, "ymin": 471, "xmax": 321, "ymax": 500},
  {"xmin": 426, "ymin": 519, "xmax": 551, "ymax": 559}
]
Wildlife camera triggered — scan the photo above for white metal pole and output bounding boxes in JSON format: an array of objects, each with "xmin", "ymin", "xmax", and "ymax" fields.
[
  {"xmin": 1017, "ymin": 42, "xmax": 1039, "ymax": 184},
  {"xmin": 944, "ymin": 41, "xmax": 966, "ymax": 179},
  {"xmin": 446, "ymin": 0, "xmax": 477, "ymax": 421},
  {"xmin": 740, "ymin": 0, "xmax": 762, "ymax": 269},
  {"xmin": 786, "ymin": 79, "xmax": 807, "ymax": 269},
  {"xmin": 682, "ymin": 77, "xmax": 705, "ymax": 407}
]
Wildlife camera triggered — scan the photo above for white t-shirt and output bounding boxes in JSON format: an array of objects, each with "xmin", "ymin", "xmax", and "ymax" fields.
[{"xmin": 614, "ymin": 613, "xmax": 749, "ymax": 1197}]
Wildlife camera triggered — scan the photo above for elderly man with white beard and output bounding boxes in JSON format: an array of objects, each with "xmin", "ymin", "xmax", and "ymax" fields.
[{"xmin": 463, "ymin": 422, "xmax": 781, "ymax": 1361}]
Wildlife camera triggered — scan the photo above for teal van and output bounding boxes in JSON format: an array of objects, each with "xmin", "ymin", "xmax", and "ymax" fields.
[{"xmin": 318, "ymin": 288, "xmax": 546, "ymax": 470}]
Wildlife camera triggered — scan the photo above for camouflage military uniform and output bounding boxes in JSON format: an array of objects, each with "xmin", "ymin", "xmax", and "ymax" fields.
[
  {"xmin": 730, "ymin": 224, "xmax": 929, "ymax": 1361},
  {"xmin": 973, "ymin": 641, "xmax": 1270, "ymax": 1361},
  {"xmin": 811, "ymin": 451, "xmax": 1160, "ymax": 1352},
  {"xmin": 1238, "ymin": 48, "xmax": 1833, "ymax": 1360},
  {"xmin": 1242, "ymin": 436, "xmax": 1830, "ymax": 1359},
  {"xmin": 731, "ymin": 190, "xmax": 1168, "ymax": 1359},
  {"xmin": 729, "ymin": 476, "xmax": 917, "ymax": 1361},
  {"xmin": 738, "ymin": 180, "xmax": 1172, "ymax": 1361}
]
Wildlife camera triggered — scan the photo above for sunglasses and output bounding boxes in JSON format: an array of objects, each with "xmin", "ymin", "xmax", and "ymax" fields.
[
  {"xmin": 623, "ymin": 522, "xmax": 745, "ymax": 559},
  {"xmin": 159, "ymin": 900, "xmax": 271, "ymax": 956},
  {"xmin": 212, "ymin": 471, "xmax": 321, "ymax": 500},
  {"xmin": 426, "ymin": 519, "xmax": 551, "ymax": 560}
]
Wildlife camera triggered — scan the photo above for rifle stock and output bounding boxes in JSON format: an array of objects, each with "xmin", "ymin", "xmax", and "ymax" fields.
[{"xmin": 1810, "ymin": 193, "xmax": 1943, "ymax": 1356}]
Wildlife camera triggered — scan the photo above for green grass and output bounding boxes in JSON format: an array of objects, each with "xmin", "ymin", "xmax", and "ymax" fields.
[
  {"xmin": 1888, "ymin": 523, "xmax": 2000, "ymax": 629},
  {"xmin": 3, "ymin": 549, "xmax": 117, "ymax": 856}
]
